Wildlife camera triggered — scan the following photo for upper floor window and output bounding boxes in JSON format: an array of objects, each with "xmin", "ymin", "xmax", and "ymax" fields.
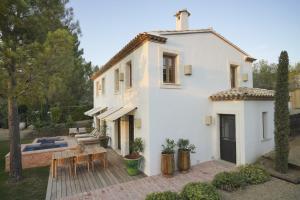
[
  {"xmin": 114, "ymin": 68, "xmax": 120, "ymax": 92},
  {"xmin": 101, "ymin": 77, "xmax": 105, "ymax": 94},
  {"xmin": 262, "ymin": 112, "xmax": 268, "ymax": 139},
  {"xmin": 126, "ymin": 61, "xmax": 132, "ymax": 88},
  {"xmin": 163, "ymin": 54, "xmax": 176, "ymax": 84},
  {"xmin": 96, "ymin": 81, "xmax": 100, "ymax": 96},
  {"xmin": 230, "ymin": 64, "xmax": 238, "ymax": 88}
]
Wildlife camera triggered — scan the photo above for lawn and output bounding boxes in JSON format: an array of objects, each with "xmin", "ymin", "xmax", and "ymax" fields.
[{"xmin": 0, "ymin": 139, "xmax": 49, "ymax": 200}]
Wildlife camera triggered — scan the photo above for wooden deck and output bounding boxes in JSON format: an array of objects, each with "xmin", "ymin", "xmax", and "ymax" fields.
[{"xmin": 45, "ymin": 148, "xmax": 146, "ymax": 200}]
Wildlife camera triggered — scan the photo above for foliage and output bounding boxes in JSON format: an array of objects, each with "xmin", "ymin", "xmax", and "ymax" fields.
[
  {"xmin": 131, "ymin": 138, "xmax": 144, "ymax": 155},
  {"xmin": 50, "ymin": 107, "xmax": 62, "ymax": 124},
  {"xmin": 212, "ymin": 171, "xmax": 246, "ymax": 192},
  {"xmin": 162, "ymin": 138, "xmax": 176, "ymax": 154},
  {"xmin": 239, "ymin": 165, "xmax": 270, "ymax": 184},
  {"xmin": 145, "ymin": 191, "xmax": 180, "ymax": 200},
  {"xmin": 253, "ymin": 60, "xmax": 277, "ymax": 90},
  {"xmin": 65, "ymin": 115, "xmax": 74, "ymax": 128},
  {"xmin": 177, "ymin": 139, "xmax": 196, "ymax": 153},
  {"xmin": 274, "ymin": 51, "xmax": 290, "ymax": 173},
  {"xmin": 181, "ymin": 182, "xmax": 220, "ymax": 200}
]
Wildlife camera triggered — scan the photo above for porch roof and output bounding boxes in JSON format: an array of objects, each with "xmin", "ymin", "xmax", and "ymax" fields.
[
  {"xmin": 97, "ymin": 107, "xmax": 122, "ymax": 120},
  {"xmin": 105, "ymin": 106, "xmax": 137, "ymax": 121},
  {"xmin": 84, "ymin": 107, "xmax": 106, "ymax": 117},
  {"xmin": 210, "ymin": 87, "xmax": 275, "ymax": 101}
]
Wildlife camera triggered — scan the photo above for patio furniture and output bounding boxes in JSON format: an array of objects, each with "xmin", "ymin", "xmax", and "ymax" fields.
[
  {"xmin": 78, "ymin": 127, "xmax": 87, "ymax": 134},
  {"xmin": 77, "ymin": 132, "xmax": 102, "ymax": 145},
  {"xmin": 91, "ymin": 151, "xmax": 108, "ymax": 170},
  {"xmin": 75, "ymin": 129, "xmax": 98, "ymax": 139},
  {"xmin": 74, "ymin": 153, "xmax": 90, "ymax": 176},
  {"xmin": 69, "ymin": 128, "xmax": 78, "ymax": 136},
  {"xmin": 51, "ymin": 150, "xmax": 76, "ymax": 178}
]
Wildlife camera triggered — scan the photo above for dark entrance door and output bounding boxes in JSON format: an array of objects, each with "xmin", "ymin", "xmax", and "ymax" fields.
[
  {"xmin": 116, "ymin": 118, "xmax": 121, "ymax": 150},
  {"xmin": 128, "ymin": 115, "xmax": 134, "ymax": 154},
  {"xmin": 220, "ymin": 114, "xmax": 236, "ymax": 163}
]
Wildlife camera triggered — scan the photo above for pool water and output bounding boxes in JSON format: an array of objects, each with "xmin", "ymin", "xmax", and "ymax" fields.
[
  {"xmin": 36, "ymin": 137, "xmax": 63, "ymax": 144},
  {"xmin": 23, "ymin": 142, "xmax": 68, "ymax": 152}
]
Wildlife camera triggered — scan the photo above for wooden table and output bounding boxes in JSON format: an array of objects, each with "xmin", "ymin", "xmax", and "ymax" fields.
[{"xmin": 51, "ymin": 147, "xmax": 107, "ymax": 178}]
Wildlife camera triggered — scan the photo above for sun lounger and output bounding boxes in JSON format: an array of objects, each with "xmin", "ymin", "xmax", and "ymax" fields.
[
  {"xmin": 77, "ymin": 134, "xmax": 101, "ymax": 145},
  {"xmin": 75, "ymin": 129, "xmax": 97, "ymax": 139},
  {"xmin": 78, "ymin": 127, "xmax": 87, "ymax": 134}
]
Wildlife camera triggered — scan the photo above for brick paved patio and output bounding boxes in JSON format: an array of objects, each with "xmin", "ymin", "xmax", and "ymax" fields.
[{"xmin": 61, "ymin": 160, "xmax": 234, "ymax": 200}]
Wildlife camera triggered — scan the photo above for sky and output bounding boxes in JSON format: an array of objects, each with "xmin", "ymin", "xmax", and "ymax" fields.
[{"xmin": 68, "ymin": 0, "xmax": 300, "ymax": 67}]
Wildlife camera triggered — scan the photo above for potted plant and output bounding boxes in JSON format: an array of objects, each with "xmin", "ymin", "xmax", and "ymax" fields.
[
  {"xmin": 99, "ymin": 122, "xmax": 110, "ymax": 148},
  {"xmin": 177, "ymin": 138, "xmax": 196, "ymax": 173},
  {"xmin": 161, "ymin": 138, "xmax": 176, "ymax": 177},
  {"xmin": 124, "ymin": 138, "xmax": 144, "ymax": 176}
]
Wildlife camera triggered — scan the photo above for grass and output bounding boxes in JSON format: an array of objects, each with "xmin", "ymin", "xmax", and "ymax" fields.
[{"xmin": 0, "ymin": 138, "xmax": 50, "ymax": 200}]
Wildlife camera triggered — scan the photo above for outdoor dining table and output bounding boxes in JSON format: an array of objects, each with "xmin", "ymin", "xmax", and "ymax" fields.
[{"xmin": 51, "ymin": 147, "xmax": 107, "ymax": 178}]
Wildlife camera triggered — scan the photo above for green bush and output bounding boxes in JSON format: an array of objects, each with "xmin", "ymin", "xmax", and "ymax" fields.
[
  {"xmin": 65, "ymin": 115, "xmax": 74, "ymax": 128},
  {"xmin": 50, "ymin": 107, "xmax": 62, "ymax": 124},
  {"xmin": 212, "ymin": 171, "xmax": 246, "ymax": 192},
  {"xmin": 145, "ymin": 191, "xmax": 180, "ymax": 200},
  {"xmin": 239, "ymin": 165, "xmax": 270, "ymax": 184},
  {"xmin": 181, "ymin": 182, "xmax": 220, "ymax": 200}
]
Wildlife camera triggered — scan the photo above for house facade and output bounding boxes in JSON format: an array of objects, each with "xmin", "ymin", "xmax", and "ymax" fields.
[{"xmin": 86, "ymin": 10, "xmax": 275, "ymax": 176}]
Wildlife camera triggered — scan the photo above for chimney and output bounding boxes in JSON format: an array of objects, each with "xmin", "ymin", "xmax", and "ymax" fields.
[{"xmin": 175, "ymin": 9, "xmax": 191, "ymax": 31}]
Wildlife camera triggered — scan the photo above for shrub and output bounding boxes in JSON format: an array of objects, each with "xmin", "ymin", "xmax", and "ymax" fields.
[
  {"xmin": 145, "ymin": 191, "xmax": 180, "ymax": 200},
  {"xmin": 177, "ymin": 138, "xmax": 196, "ymax": 153},
  {"xmin": 65, "ymin": 115, "xmax": 74, "ymax": 128},
  {"xmin": 181, "ymin": 182, "xmax": 220, "ymax": 200},
  {"xmin": 162, "ymin": 138, "xmax": 176, "ymax": 154},
  {"xmin": 239, "ymin": 165, "xmax": 270, "ymax": 184},
  {"xmin": 212, "ymin": 171, "xmax": 246, "ymax": 192},
  {"xmin": 50, "ymin": 107, "xmax": 62, "ymax": 124}
]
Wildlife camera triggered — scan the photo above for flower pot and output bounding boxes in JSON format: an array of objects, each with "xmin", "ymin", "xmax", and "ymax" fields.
[
  {"xmin": 124, "ymin": 156, "xmax": 142, "ymax": 176},
  {"xmin": 99, "ymin": 136, "xmax": 109, "ymax": 148},
  {"xmin": 177, "ymin": 150, "xmax": 190, "ymax": 173},
  {"xmin": 161, "ymin": 153, "xmax": 175, "ymax": 177}
]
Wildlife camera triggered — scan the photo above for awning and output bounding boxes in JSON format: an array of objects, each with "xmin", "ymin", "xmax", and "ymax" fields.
[
  {"xmin": 97, "ymin": 107, "xmax": 122, "ymax": 120},
  {"xmin": 105, "ymin": 106, "xmax": 137, "ymax": 121},
  {"xmin": 84, "ymin": 107, "xmax": 106, "ymax": 117}
]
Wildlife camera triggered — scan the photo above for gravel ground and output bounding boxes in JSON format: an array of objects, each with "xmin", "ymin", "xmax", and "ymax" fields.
[{"xmin": 220, "ymin": 178, "xmax": 300, "ymax": 200}]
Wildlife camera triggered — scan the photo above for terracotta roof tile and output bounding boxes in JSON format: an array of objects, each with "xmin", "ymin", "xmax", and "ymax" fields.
[{"xmin": 210, "ymin": 87, "xmax": 275, "ymax": 101}]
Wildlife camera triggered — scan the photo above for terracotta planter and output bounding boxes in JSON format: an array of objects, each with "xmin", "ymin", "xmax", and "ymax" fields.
[
  {"xmin": 124, "ymin": 156, "xmax": 142, "ymax": 176},
  {"xmin": 161, "ymin": 153, "xmax": 175, "ymax": 177},
  {"xmin": 177, "ymin": 150, "xmax": 190, "ymax": 173}
]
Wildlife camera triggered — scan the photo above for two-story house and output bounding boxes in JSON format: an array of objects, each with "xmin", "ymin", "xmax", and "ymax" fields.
[{"xmin": 85, "ymin": 10, "xmax": 275, "ymax": 176}]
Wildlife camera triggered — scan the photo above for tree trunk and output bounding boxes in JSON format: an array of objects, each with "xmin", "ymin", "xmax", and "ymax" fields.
[{"xmin": 8, "ymin": 75, "xmax": 22, "ymax": 181}]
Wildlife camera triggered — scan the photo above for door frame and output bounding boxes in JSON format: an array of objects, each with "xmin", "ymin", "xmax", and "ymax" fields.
[
  {"xmin": 128, "ymin": 115, "xmax": 134, "ymax": 154},
  {"xmin": 219, "ymin": 114, "xmax": 237, "ymax": 163}
]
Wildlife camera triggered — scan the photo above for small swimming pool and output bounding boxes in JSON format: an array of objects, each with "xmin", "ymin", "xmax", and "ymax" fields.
[
  {"xmin": 36, "ymin": 137, "xmax": 63, "ymax": 144},
  {"xmin": 23, "ymin": 142, "xmax": 68, "ymax": 152}
]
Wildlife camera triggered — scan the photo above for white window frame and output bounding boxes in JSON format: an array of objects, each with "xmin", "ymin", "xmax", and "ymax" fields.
[
  {"xmin": 101, "ymin": 77, "xmax": 105, "ymax": 95},
  {"xmin": 114, "ymin": 68, "xmax": 120, "ymax": 93},
  {"xmin": 125, "ymin": 61, "xmax": 133, "ymax": 89},
  {"xmin": 262, "ymin": 112, "xmax": 268, "ymax": 140}
]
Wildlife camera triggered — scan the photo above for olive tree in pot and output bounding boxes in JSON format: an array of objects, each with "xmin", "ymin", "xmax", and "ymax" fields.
[
  {"xmin": 99, "ymin": 122, "xmax": 110, "ymax": 148},
  {"xmin": 124, "ymin": 138, "xmax": 144, "ymax": 176},
  {"xmin": 177, "ymin": 138, "xmax": 196, "ymax": 173},
  {"xmin": 161, "ymin": 138, "xmax": 176, "ymax": 177}
]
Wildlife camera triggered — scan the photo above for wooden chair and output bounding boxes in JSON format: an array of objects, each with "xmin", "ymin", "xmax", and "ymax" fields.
[
  {"xmin": 74, "ymin": 154, "xmax": 90, "ymax": 176},
  {"xmin": 52, "ymin": 156, "xmax": 72, "ymax": 178},
  {"xmin": 91, "ymin": 152, "xmax": 107, "ymax": 171}
]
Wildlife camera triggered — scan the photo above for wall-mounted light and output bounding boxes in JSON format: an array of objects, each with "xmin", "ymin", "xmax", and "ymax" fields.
[
  {"xmin": 184, "ymin": 65, "xmax": 192, "ymax": 75},
  {"xmin": 204, "ymin": 116, "xmax": 212, "ymax": 126},
  {"xmin": 119, "ymin": 72, "xmax": 124, "ymax": 81},
  {"xmin": 135, "ymin": 118, "xmax": 142, "ymax": 128},
  {"xmin": 242, "ymin": 73, "xmax": 248, "ymax": 82}
]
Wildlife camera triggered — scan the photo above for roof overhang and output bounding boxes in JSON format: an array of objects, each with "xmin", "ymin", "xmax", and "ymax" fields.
[
  {"xmin": 91, "ymin": 33, "xmax": 167, "ymax": 80},
  {"xmin": 105, "ymin": 106, "xmax": 137, "ymax": 121}
]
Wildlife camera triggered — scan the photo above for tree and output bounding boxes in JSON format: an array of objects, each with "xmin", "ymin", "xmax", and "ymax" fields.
[
  {"xmin": 274, "ymin": 51, "xmax": 290, "ymax": 173},
  {"xmin": 253, "ymin": 60, "xmax": 277, "ymax": 89},
  {"xmin": 0, "ymin": 0, "xmax": 79, "ymax": 181}
]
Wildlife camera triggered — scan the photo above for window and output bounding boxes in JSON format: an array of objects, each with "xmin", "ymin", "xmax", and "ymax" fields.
[
  {"xmin": 230, "ymin": 65, "xmax": 238, "ymax": 88},
  {"xmin": 262, "ymin": 112, "xmax": 267, "ymax": 139},
  {"xmin": 96, "ymin": 81, "xmax": 100, "ymax": 96},
  {"xmin": 163, "ymin": 54, "xmax": 176, "ymax": 84},
  {"xmin": 126, "ymin": 61, "xmax": 132, "ymax": 88},
  {"xmin": 101, "ymin": 77, "xmax": 105, "ymax": 94},
  {"xmin": 114, "ymin": 69, "xmax": 120, "ymax": 92}
]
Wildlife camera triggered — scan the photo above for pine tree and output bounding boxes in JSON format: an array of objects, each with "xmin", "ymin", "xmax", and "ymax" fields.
[{"xmin": 274, "ymin": 51, "xmax": 290, "ymax": 173}]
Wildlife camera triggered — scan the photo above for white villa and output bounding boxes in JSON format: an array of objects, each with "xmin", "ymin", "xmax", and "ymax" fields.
[{"xmin": 85, "ymin": 10, "xmax": 275, "ymax": 176}]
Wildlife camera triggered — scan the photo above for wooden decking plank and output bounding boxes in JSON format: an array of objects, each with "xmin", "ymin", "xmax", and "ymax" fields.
[
  {"xmin": 61, "ymin": 167, "xmax": 67, "ymax": 198},
  {"xmin": 45, "ymin": 167, "xmax": 53, "ymax": 200},
  {"xmin": 56, "ymin": 167, "xmax": 62, "ymax": 199},
  {"xmin": 77, "ymin": 166, "xmax": 88, "ymax": 193}
]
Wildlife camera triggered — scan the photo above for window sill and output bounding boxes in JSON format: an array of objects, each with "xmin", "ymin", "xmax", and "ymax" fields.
[
  {"xmin": 160, "ymin": 84, "xmax": 182, "ymax": 89},
  {"xmin": 261, "ymin": 138, "xmax": 272, "ymax": 142}
]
